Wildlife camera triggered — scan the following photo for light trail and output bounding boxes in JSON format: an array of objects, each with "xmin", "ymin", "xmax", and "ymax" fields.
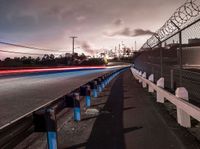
[{"xmin": 0, "ymin": 66, "xmax": 106, "ymax": 75}]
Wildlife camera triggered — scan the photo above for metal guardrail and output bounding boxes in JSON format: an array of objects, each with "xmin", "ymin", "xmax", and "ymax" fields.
[
  {"xmin": 131, "ymin": 67, "xmax": 200, "ymax": 128},
  {"xmin": 0, "ymin": 67, "xmax": 129, "ymax": 149}
]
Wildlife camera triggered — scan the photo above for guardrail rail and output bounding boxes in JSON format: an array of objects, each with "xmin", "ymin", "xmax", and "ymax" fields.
[{"xmin": 131, "ymin": 66, "xmax": 200, "ymax": 128}]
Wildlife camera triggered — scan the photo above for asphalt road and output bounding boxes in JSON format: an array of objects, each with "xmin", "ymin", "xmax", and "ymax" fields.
[{"xmin": 0, "ymin": 67, "xmax": 121, "ymax": 127}]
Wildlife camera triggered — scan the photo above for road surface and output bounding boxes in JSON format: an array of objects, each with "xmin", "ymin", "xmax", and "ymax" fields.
[{"xmin": 0, "ymin": 67, "xmax": 121, "ymax": 127}]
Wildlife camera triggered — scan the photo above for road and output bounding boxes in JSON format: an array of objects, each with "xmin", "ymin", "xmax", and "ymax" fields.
[{"xmin": 0, "ymin": 67, "xmax": 122, "ymax": 127}]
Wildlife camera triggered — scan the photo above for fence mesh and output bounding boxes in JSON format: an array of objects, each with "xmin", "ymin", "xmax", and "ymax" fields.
[{"xmin": 134, "ymin": 0, "xmax": 200, "ymax": 105}]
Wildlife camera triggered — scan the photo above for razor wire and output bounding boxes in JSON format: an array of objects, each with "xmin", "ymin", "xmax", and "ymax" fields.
[{"xmin": 141, "ymin": 0, "xmax": 200, "ymax": 49}]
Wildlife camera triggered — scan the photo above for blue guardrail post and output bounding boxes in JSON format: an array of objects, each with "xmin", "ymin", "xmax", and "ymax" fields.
[
  {"xmin": 45, "ymin": 109, "xmax": 58, "ymax": 149},
  {"xmin": 80, "ymin": 85, "xmax": 91, "ymax": 107},
  {"xmin": 73, "ymin": 93, "xmax": 81, "ymax": 121}
]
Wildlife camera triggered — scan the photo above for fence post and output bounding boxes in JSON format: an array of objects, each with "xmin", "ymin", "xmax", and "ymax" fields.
[
  {"xmin": 139, "ymin": 71, "xmax": 142, "ymax": 83},
  {"xmin": 156, "ymin": 77, "xmax": 165, "ymax": 103},
  {"xmin": 142, "ymin": 72, "xmax": 147, "ymax": 88},
  {"xmin": 179, "ymin": 31, "xmax": 183, "ymax": 87},
  {"xmin": 160, "ymin": 47, "xmax": 163, "ymax": 77},
  {"xmin": 170, "ymin": 69, "xmax": 174, "ymax": 91},
  {"xmin": 148, "ymin": 74, "xmax": 154, "ymax": 93},
  {"xmin": 171, "ymin": 20, "xmax": 182, "ymax": 86},
  {"xmin": 175, "ymin": 87, "xmax": 191, "ymax": 128}
]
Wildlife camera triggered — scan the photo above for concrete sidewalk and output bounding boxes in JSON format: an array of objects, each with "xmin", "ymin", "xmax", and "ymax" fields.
[
  {"xmin": 82, "ymin": 69, "xmax": 199, "ymax": 149},
  {"xmin": 20, "ymin": 69, "xmax": 200, "ymax": 149}
]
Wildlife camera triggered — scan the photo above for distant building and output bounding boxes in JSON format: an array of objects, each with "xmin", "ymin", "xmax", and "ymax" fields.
[{"xmin": 188, "ymin": 38, "xmax": 200, "ymax": 44}]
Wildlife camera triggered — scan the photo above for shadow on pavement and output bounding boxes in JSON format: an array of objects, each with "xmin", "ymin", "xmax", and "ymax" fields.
[
  {"xmin": 64, "ymin": 72, "xmax": 143, "ymax": 149},
  {"xmin": 123, "ymin": 106, "xmax": 135, "ymax": 111},
  {"xmin": 81, "ymin": 116, "xmax": 99, "ymax": 122},
  {"xmin": 91, "ymin": 102, "xmax": 106, "ymax": 107},
  {"xmin": 64, "ymin": 142, "xmax": 87, "ymax": 149},
  {"xmin": 86, "ymin": 73, "xmax": 142, "ymax": 149}
]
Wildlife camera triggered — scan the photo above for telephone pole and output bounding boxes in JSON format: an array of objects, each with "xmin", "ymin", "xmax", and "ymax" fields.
[
  {"xmin": 134, "ymin": 41, "xmax": 137, "ymax": 51},
  {"xmin": 70, "ymin": 36, "xmax": 78, "ymax": 55}
]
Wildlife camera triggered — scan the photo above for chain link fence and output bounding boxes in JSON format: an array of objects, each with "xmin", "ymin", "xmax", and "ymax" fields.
[{"xmin": 134, "ymin": 0, "xmax": 200, "ymax": 105}]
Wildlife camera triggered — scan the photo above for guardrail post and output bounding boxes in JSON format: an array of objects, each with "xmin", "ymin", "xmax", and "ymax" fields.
[
  {"xmin": 86, "ymin": 85, "xmax": 91, "ymax": 107},
  {"xmin": 46, "ymin": 109, "xmax": 58, "ymax": 149},
  {"xmin": 148, "ymin": 74, "xmax": 154, "ymax": 93},
  {"xmin": 142, "ymin": 72, "xmax": 147, "ymax": 88},
  {"xmin": 95, "ymin": 80, "xmax": 99, "ymax": 97},
  {"xmin": 73, "ymin": 93, "xmax": 81, "ymax": 121},
  {"xmin": 97, "ymin": 78, "xmax": 102, "ymax": 92},
  {"xmin": 101, "ymin": 76, "xmax": 105, "ymax": 89},
  {"xmin": 156, "ymin": 77, "xmax": 165, "ymax": 103},
  {"xmin": 80, "ymin": 85, "xmax": 91, "ymax": 107},
  {"xmin": 33, "ymin": 108, "xmax": 58, "ymax": 149},
  {"xmin": 175, "ymin": 87, "xmax": 191, "ymax": 128},
  {"xmin": 89, "ymin": 81, "xmax": 98, "ymax": 98},
  {"xmin": 104, "ymin": 75, "xmax": 108, "ymax": 86}
]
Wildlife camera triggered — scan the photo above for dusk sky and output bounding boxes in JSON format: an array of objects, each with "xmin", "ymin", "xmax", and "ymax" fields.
[{"xmin": 0, "ymin": 0, "xmax": 184, "ymax": 58}]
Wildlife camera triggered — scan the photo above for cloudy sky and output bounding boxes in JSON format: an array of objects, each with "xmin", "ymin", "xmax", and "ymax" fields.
[{"xmin": 0, "ymin": 0, "xmax": 184, "ymax": 58}]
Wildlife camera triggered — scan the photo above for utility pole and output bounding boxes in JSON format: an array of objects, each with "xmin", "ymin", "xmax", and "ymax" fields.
[
  {"xmin": 134, "ymin": 41, "xmax": 137, "ymax": 51},
  {"xmin": 70, "ymin": 36, "xmax": 78, "ymax": 55},
  {"xmin": 118, "ymin": 44, "xmax": 121, "ymax": 58}
]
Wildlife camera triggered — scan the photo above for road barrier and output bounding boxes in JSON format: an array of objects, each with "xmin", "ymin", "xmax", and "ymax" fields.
[
  {"xmin": 34, "ymin": 108, "xmax": 58, "ymax": 149},
  {"xmin": 0, "ymin": 66, "xmax": 129, "ymax": 149},
  {"xmin": 80, "ymin": 85, "xmax": 91, "ymax": 107},
  {"xmin": 131, "ymin": 67, "xmax": 200, "ymax": 128},
  {"xmin": 90, "ymin": 80, "xmax": 98, "ymax": 98}
]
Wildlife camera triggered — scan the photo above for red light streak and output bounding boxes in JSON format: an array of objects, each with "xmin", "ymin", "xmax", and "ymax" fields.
[{"xmin": 0, "ymin": 66, "xmax": 106, "ymax": 75}]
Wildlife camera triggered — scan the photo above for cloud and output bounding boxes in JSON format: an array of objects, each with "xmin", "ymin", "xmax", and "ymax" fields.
[
  {"xmin": 113, "ymin": 19, "xmax": 124, "ymax": 26},
  {"xmin": 104, "ymin": 27, "xmax": 155, "ymax": 37},
  {"xmin": 134, "ymin": 29, "xmax": 155, "ymax": 36},
  {"xmin": 80, "ymin": 41, "xmax": 95, "ymax": 55},
  {"xmin": 76, "ymin": 16, "xmax": 87, "ymax": 22}
]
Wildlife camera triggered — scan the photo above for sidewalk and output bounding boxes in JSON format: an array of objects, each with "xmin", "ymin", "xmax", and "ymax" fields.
[
  {"xmin": 18, "ymin": 69, "xmax": 200, "ymax": 149},
  {"xmin": 59, "ymin": 69, "xmax": 200, "ymax": 149}
]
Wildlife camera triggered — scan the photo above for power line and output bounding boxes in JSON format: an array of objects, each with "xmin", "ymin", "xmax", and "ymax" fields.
[
  {"xmin": 0, "ymin": 49, "xmax": 63, "ymax": 56},
  {"xmin": 0, "ymin": 41, "xmax": 67, "ymax": 53}
]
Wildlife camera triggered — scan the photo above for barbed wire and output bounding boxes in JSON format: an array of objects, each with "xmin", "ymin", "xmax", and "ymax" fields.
[{"xmin": 141, "ymin": 0, "xmax": 200, "ymax": 49}]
